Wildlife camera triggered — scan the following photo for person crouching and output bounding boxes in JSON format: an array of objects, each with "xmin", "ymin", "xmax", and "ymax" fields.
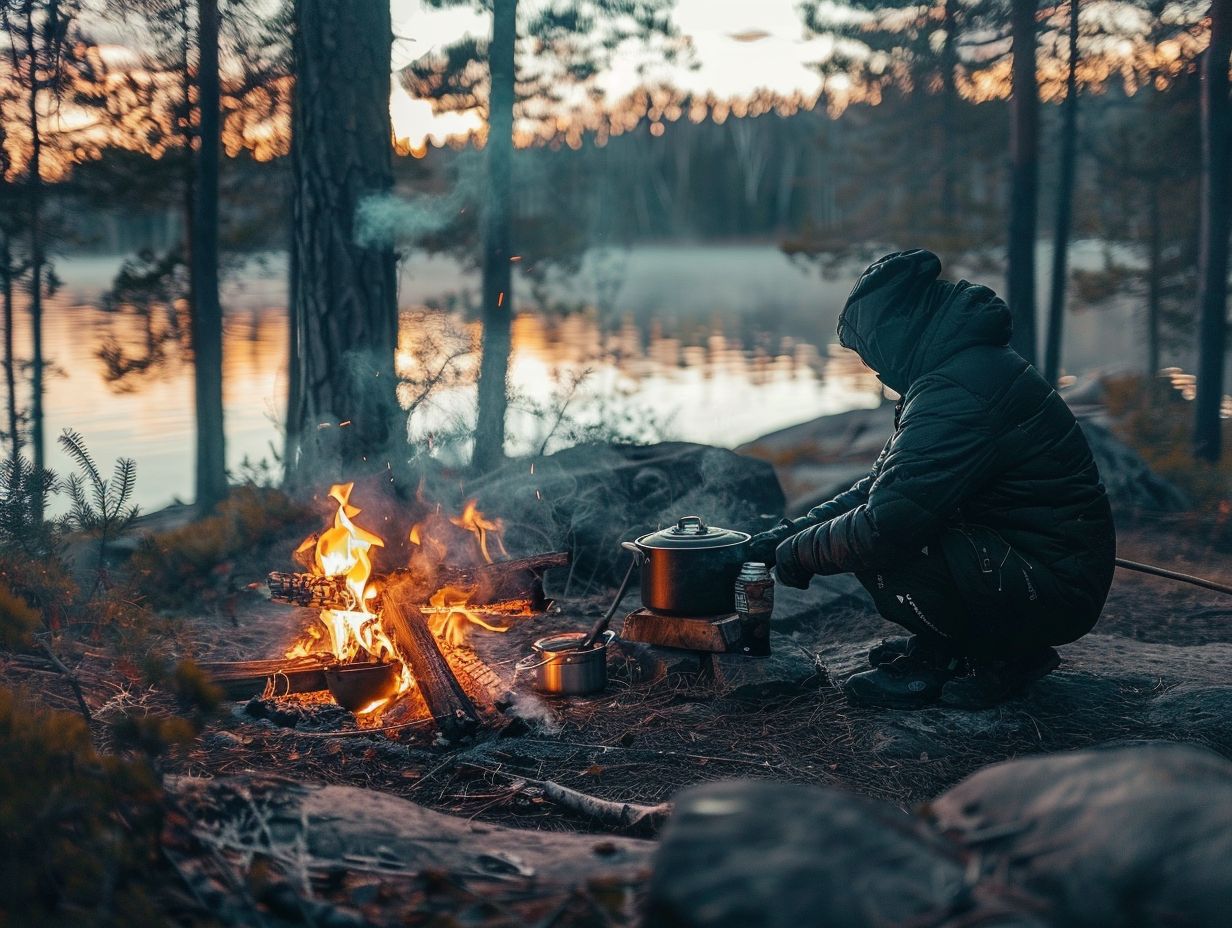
[{"xmin": 750, "ymin": 249, "xmax": 1116, "ymax": 710}]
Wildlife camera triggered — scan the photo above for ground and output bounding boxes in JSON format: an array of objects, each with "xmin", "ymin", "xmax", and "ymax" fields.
[{"xmin": 5, "ymin": 490, "xmax": 1230, "ymax": 925}]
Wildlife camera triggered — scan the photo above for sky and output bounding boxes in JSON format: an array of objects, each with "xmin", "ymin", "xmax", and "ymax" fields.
[{"xmin": 388, "ymin": 0, "xmax": 834, "ymax": 145}]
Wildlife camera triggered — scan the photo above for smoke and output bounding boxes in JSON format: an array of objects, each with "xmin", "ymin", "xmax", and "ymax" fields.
[
  {"xmin": 505, "ymin": 691, "xmax": 561, "ymax": 734},
  {"xmin": 353, "ymin": 149, "xmax": 487, "ymax": 248}
]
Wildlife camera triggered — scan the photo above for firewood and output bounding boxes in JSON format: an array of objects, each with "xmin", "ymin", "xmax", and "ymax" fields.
[
  {"xmin": 197, "ymin": 658, "xmax": 330, "ymax": 699},
  {"xmin": 266, "ymin": 551, "xmax": 570, "ymax": 611},
  {"xmin": 379, "ymin": 580, "xmax": 481, "ymax": 739}
]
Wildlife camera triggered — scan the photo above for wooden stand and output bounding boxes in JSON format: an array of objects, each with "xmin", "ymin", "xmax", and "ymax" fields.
[{"xmin": 618, "ymin": 609, "xmax": 743, "ymax": 653}]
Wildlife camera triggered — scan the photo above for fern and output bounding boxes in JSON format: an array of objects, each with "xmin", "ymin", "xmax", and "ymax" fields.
[
  {"xmin": 0, "ymin": 455, "xmax": 63, "ymax": 559},
  {"xmin": 58, "ymin": 430, "xmax": 140, "ymax": 596}
]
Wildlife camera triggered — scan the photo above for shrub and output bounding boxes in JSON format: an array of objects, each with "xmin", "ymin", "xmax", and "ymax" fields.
[
  {"xmin": 128, "ymin": 486, "xmax": 308, "ymax": 608},
  {"xmin": 0, "ymin": 687, "xmax": 168, "ymax": 927}
]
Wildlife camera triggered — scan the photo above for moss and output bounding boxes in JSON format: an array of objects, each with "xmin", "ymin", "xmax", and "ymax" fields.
[
  {"xmin": 128, "ymin": 486, "xmax": 308, "ymax": 608},
  {"xmin": 0, "ymin": 687, "xmax": 170, "ymax": 927}
]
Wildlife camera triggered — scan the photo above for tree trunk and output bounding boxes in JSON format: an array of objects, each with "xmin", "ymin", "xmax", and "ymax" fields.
[
  {"xmin": 191, "ymin": 0, "xmax": 227, "ymax": 513},
  {"xmin": 1044, "ymin": 0, "xmax": 1079, "ymax": 386},
  {"xmin": 939, "ymin": 0, "xmax": 959, "ymax": 224},
  {"xmin": 1194, "ymin": 0, "xmax": 1232, "ymax": 462},
  {"xmin": 1146, "ymin": 185, "xmax": 1162, "ymax": 379},
  {"xmin": 24, "ymin": 4, "xmax": 44, "ymax": 504},
  {"xmin": 471, "ymin": 0, "xmax": 517, "ymax": 473},
  {"xmin": 1, "ymin": 233, "xmax": 16, "ymax": 461},
  {"xmin": 1007, "ymin": 0, "xmax": 1040, "ymax": 366},
  {"xmin": 286, "ymin": 0, "xmax": 398, "ymax": 482}
]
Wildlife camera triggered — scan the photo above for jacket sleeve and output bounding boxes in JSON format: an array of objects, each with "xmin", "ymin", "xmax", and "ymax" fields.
[{"xmin": 792, "ymin": 377, "xmax": 1001, "ymax": 575}]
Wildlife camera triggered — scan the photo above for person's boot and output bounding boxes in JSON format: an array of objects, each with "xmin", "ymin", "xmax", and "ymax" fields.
[
  {"xmin": 940, "ymin": 647, "xmax": 1061, "ymax": 709},
  {"xmin": 843, "ymin": 641, "xmax": 964, "ymax": 710},
  {"xmin": 867, "ymin": 636, "xmax": 912, "ymax": 667}
]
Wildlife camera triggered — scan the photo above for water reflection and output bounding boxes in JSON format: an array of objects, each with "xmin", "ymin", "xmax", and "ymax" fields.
[{"xmin": 13, "ymin": 257, "xmax": 881, "ymax": 510}]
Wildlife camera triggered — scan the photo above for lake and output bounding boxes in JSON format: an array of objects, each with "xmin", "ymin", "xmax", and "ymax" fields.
[{"xmin": 10, "ymin": 242, "xmax": 1144, "ymax": 512}]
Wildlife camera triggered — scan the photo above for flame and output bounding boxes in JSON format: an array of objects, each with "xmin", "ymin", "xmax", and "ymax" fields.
[
  {"xmin": 424, "ymin": 585, "xmax": 513, "ymax": 648},
  {"xmin": 448, "ymin": 499, "xmax": 508, "ymax": 564},
  {"xmin": 284, "ymin": 483, "xmax": 413, "ymax": 709},
  {"xmin": 284, "ymin": 486, "xmax": 531, "ymax": 720}
]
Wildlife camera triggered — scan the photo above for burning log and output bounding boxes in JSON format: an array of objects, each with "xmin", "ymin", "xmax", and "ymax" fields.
[
  {"xmin": 380, "ymin": 579, "xmax": 481, "ymax": 739},
  {"xmin": 266, "ymin": 551, "xmax": 570, "ymax": 612}
]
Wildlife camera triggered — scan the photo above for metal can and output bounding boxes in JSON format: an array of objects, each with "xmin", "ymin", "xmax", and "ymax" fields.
[{"xmin": 733, "ymin": 562, "xmax": 773, "ymax": 657}]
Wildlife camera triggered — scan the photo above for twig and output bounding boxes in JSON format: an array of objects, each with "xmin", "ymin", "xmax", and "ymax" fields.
[
  {"xmin": 462, "ymin": 763, "xmax": 670, "ymax": 832},
  {"xmin": 37, "ymin": 637, "xmax": 92, "ymax": 723}
]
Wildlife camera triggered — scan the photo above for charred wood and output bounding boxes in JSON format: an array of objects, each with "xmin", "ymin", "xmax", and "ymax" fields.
[{"xmin": 380, "ymin": 581, "xmax": 481, "ymax": 739}]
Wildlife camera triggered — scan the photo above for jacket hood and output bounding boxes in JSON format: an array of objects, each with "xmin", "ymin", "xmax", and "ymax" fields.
[{"xmin": 836, "ymin": 249, "xmax": 1013, "ymax": 393}]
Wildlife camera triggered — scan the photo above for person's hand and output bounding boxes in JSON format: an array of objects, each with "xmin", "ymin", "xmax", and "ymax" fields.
[
  {"xmin": 748, "ymin": 529, "xmax": 784, "ymax": 566},
  {"xmin": 774, "ymin": 536, "xmax": 812, "ymax": 589}
]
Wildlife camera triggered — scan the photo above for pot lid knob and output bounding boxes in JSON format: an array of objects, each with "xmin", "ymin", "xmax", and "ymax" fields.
[{"xmin": 671, "ymin": 515, "xmax": 709, "ymax": 536}]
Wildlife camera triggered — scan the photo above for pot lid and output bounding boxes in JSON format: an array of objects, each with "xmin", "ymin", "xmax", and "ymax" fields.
[{"xmin": 636, "ymin": 515, "xmax": 750, "ymax": 550}]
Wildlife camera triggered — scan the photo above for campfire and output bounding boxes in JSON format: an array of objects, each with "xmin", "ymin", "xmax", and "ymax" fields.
[{"xmin": 254, "ymin": 482, "xmax": 569, "ymax": 737}]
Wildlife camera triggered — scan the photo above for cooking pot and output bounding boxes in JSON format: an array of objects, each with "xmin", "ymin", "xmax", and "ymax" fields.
[
  {"xmin": 623, "ymin": 515, "xmax": 751, "ymax": 616},
  {"xmin": 517, "ymin": 630, "xmax": 616, "ymax": 696}
]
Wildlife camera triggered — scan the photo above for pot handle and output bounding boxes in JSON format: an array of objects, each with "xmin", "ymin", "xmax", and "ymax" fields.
[
  {"xmin": 675, "ymin": 514, "xmax": 708, "ymax": 535},
  {"xmin": 620, "ymin": 540, "xmax": 644, "ymax": 563}
]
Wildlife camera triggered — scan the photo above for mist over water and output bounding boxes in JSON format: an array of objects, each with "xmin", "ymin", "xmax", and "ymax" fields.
[{"xmin": 18, "ymin": 242, "xmax": 1142, "ymax": 512}]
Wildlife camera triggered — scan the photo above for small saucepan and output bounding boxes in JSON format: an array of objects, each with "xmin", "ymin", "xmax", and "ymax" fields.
[
  {"xmin": 517, "ymin": 630, "xmax": 616, "ymax": 696},
  {"xmin": 622, "ymin": 515, "xmax": 751, "ymax": 616}
]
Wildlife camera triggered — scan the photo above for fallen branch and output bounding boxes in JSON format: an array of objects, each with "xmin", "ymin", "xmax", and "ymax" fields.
[
  {"xmin": 465, "ymin": 764, "xmax": 671, "ymax": 833},
  {"xmin": 37, "ymin": 637, "xmax": 92, "ymax": 723}
]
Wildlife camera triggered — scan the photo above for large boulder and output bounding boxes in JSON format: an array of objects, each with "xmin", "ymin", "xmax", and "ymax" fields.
[
  {"xmin": 646, "ymin": 745, "xmax": 1232, "ymax": 928},
  {"xmin": 645, "ymin": 780, "xmax": 980, "ymax": 928},
  {"xmin": 929, "ymin": 743, "xmax": 1232, "ymax": 927},
  {"xmin": 738, "ymin": 404, "xmax": 1188, "ymax": 516},
  {"xmin": 465, "ymin": 442, "xmax": 785, "ymax": 590}
]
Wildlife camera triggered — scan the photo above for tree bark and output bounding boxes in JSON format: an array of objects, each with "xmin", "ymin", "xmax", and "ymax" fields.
[
  {"xmin": 471, "ymin": 0, "xmax": 517, "ymax": 473},
  {"xmin": 191, "ymin": 0, "xmax": 227, "ymax": 513},
  {"xmin": 23, "ymin": 3, "xmax": 45, "ymax": 505},
  {"xmin": 1146, "ymin": 185, "xmax": 1162, "ymax": 379},
  {"xmin": 1008, "ymin": 0, "xmax": 1040, "ymax": 366},
  {"xmin": 1, "ymin": 232, "xmax": 17, "ymax": 460},
  {"xmin": 286, "ymin": 0, "xmax": 398, "ymax": 482},
  {"xmin": 1044, "ymin": 0, "xmax": 1079, "ymax": 386},
  {"xmin": 1194, "ymin": 0, "xmax": 1232, "ymax": 461}
]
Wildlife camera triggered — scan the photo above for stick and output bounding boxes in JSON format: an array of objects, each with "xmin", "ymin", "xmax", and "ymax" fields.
[
  {"xmin": 464, "ymin": 764, "xmax": 670, "ymax": 833},
  {"xmin": 1115, "ymin": 557, "xmax": 1232, "ymax": 596},
  {"xmin": 37, "ymin": 637, "xmax": 92, "ymax": 723}
]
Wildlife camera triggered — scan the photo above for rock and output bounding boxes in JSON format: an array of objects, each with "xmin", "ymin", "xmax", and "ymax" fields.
[
  {"xmin": 649, "ymin": 745, "xmax": 1232, "ymax": 928},
  {"xmin": 929, "ymin": 744, "xmax": 1232, "ymax": 927},
  {"xmin": 1146, "ymin": 684, "xmax": 1232, "ymax": 753},
  {"xmin": 1076, "ymin": 417, "xmax": 1190, "ymax": 513},
  {"xmin": 645, "ymin": 779, "xmax": 968, "ymax": 928},
  {"xmin": 711, "ymin": 637, "xmax": 828, "ymax": 698},
  {"xmin": 466, "ymin": 442, "xmax": 785, "ymax": 589},
  {"xmin": 736, "ymin": 402, "xmax": 1188, "ymax": 519}
]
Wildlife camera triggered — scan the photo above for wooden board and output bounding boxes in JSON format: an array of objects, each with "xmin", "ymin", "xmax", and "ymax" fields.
[{"xmin": 618, "ymin": 609, "xmax": 743, "ymax": 653}]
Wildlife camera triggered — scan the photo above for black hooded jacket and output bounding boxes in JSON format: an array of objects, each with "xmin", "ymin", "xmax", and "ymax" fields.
[{"xmin": 791, "ymin": 250, "xmax": 1115, "ymax": 626}]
